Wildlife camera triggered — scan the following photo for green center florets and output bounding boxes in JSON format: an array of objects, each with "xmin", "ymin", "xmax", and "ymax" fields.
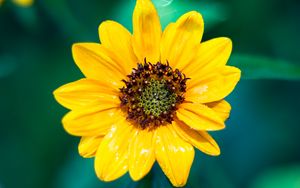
[
  {"xmin": 119, "ymin": 60, "xmax": 189, "ymax": 130},
  {"xmin": 139, "ymin": 79, "xmax": 176, "ymax": 117}
]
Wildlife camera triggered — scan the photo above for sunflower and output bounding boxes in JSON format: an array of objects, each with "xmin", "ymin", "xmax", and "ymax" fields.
[
  {"xmin": 0, "ymin": 0, "xmax": 33, "ymax": 7},
  {"xmin": 53, "ymin": 0, "xmax": 241, "ymax": 187}
]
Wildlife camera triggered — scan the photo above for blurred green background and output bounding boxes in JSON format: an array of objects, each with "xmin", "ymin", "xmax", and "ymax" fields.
[{"xmin": 1, "ymin": 0, "xmax": 300, "ymax": 187}]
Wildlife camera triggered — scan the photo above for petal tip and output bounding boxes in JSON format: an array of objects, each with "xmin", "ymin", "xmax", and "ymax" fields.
[
  {"xmin": 52, "ymin": 88, "xmax": 59, "ymax": 97},
  {"xmin": 218, "ymin": 123, "xmax": 226, "ymax": 131},
  {"xmin": 71, "ymin": 43, "xmax": 80, "ymax": 51},
  {"xmin": 227, "ymin": 66, "xmax": 242, "ymax": 79},
  {"xmin": 78, "ymin": 146, "xmax": 90, "ymax": 158},
  {"xmin": 208, "ymin": 142, "xmax": 221, "ymax": 156},
  {"xmin": 71, "ymin": 43, "xmax": 96, "ymax": 54},
  {"xmin": 214, "ymin": 149, "xmax": 221, "ymax": 156},
  {"xmin": 215, "ymin": 37, "xmax": 232, "ymax": 54},
  {"xmin": 129, "ymin": 171, "xmax": 143, "ymax": 182},
  {"xmin": 99, "ymin": 20, "xmax": 112, "ymax": 29},
  {"xmin": 52, "ymin": 89, "xmax": 64, "ymax": 107},
  {"xmin": 71, "ymin": 43, "xmax": 83, "ymax": 59},
  {"xmin": 177, "ymin": 11, "xmax": 204, "ymax": 28},
  {"xmin": 222, "ymin": 37, "xmax": 232, "ymax": 48},
  {"xmin": 94, "ymin": 157, "xmax": 110, "ymax": 182},
  {"xmin": 94, "ymin": 166, "xmax": 106, "ymax": 182},
  {"xmin": 207, "ymin": 121, "xmax": 226, "ymax": 131},
  {"xmin": 98, "ymin": 20, "xmax": 115, "ymax": 39},
  {"xmin": 94, "ymin": 164, "xmax": 117, "ymax": 182},
  {"xmin": 61, "ymin": 113, "xmax": 78, "ymax": 136}
]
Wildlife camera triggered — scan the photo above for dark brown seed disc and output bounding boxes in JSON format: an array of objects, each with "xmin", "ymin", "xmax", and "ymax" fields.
[{"xmin": 119, "ymin": 59, "xmax": 189, "ymax": 130}]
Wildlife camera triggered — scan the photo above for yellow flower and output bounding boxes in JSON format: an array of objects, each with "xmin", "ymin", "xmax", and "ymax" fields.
[
  {"xmin": 0, "ymin": 0, "xmax": 33, "ymax": 7},
  {"xmin": 53, "ymin": 0, "xmax": 241, "ymax": 187}
]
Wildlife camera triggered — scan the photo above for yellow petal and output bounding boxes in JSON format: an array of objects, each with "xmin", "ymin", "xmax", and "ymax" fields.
[
  {"xmin": 62, "ymin": 105, "xmax": 122, "ymax": 137},
  {"xmin": 53, "ymin": 78, "xmax": 119, "ymax": 110},
  {"xmin": 78, "ymin": 136, "xmax": 104, "ymax": 158},
  {"xmin": 173, "ymin": 120, "xmax": 220, "ymax": 156},
  {"xmin": 161, "ymin": 11, "xmax": 204, "ymax": 69},
  {"xmin": 0, "ymin": 0, "xmax": 4, "ymax": 6},
  {"xmin": 129, "ymin": 129, "xmax": 155, "ymax": 181},
  {"xmin": 12, "ymin": 0, "xmax": 33, "ymax": 7},
  {"xmin": 99, "ymin": 21, "xmax": 137, "ymax": 73},
  {"xmin": 206, "ymin": 100, "xmax": 231, "ymax": 121},
  {"xmin": 132, "ymin": 0, "xmax": 162, "ymax": 63},
  {"xmin": 177, "ymin": 103, "xmax": 225, "ymax": 131},
  {"xmin": 183, "ymin": 37, "xmax": 232, "ymax": 78},
  {"xmin": 155, "ymin": 125, "xmax": 194, "ymax": 187},
  {"xmin": 72, "ymin": 43, "xmax": 126, "ymax": 84},
  {"xmin": 94, "ymin": 120, "xmax": 137, "ymax": 181},
  {"xmin": 185, "ymin": 66, "xmax": 241, "ymax": 103}
]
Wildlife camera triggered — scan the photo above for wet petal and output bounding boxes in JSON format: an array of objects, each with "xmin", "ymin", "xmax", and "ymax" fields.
[
  {"xmin": 183, "ymin": 37, "xmax": 232, "ymax": 77},
  {"xmin": 206, "ymin": 100, "xmax": 231, "ymax": 121},
  {"xmin": 173, "ymin": 120, "xmax": 220, "ymax": 156},
  {"xmin": 185, "ymin": 66, "xmax": 241, "ymax": 103},
  {"xmin": 177, "ymin": 103, "xmax": 225, "ymax": 131},
  {"xmin": 155, "ymin": 125, "xmax": 194, "ymax": 187},
  {"xmin": 99, "ymin": 21, "xmax": 137, "ymax": 73},
  {"xmin": 78, "ymin": 136, "xmax": 104, "ymax": 158},
  {"xmin": 62, "ymin": 106, "xmax": 122, "ymax": 137},
  {"xmin": 132, "ymin": 0, "xmax": 162, "ymax": 63},
  {"xmin": 129, "ymin": 129, "xmax": 155, "ymax": 181},
  {"xmin": 53, "ymin": 78, "xmax": 119, "ymax": 110},
  {"xmin": 72, "ymin": 43, "xmax": 126, "ymax": 84},
  {"xmin": 94, "ymin": 120, "xmax": 137, "ymax": 181},
  {"xmin": 161, "ymin": 11, "xmax": 204, "ymax": 69}
]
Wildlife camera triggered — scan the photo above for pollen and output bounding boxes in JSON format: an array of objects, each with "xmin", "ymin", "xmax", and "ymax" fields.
[{"xmin": 119, "ymin": 60, "xmax": 189, "ymax": 130}]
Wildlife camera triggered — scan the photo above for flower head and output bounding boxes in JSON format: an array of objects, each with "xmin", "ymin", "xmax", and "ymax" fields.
[{"xmin": 53, "ymin": 0, "xmax": 241, "ymax": 187}]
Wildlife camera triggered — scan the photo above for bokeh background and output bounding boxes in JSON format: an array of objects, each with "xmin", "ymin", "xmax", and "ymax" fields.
[{"xmin": 1, "ymin": 0, "xmax": 300, "ymax": 187}]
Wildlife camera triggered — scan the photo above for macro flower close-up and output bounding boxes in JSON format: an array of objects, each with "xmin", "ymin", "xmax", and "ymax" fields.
[
  {"xmin": 2, "ymin": 0, "xmax": 300, "ymax": 187},
  {"xmin": 53, "ymin": 0, "xmax": 240, "ymax": 186}
]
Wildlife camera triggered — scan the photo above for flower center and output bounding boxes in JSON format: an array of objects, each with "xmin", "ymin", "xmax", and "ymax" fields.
[
  {"xmin": 139, "ymin": 79, "xmax": 177, "ymax": 118},
  {"xmin": 119, "ymin": 60, "xmax": 189, "ymax": 130}
]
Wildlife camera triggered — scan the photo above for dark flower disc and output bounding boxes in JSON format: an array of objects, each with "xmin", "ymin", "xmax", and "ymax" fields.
[{"xmin": 119, "ymin": 59, "xmax": 189, "ymax": 130}]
